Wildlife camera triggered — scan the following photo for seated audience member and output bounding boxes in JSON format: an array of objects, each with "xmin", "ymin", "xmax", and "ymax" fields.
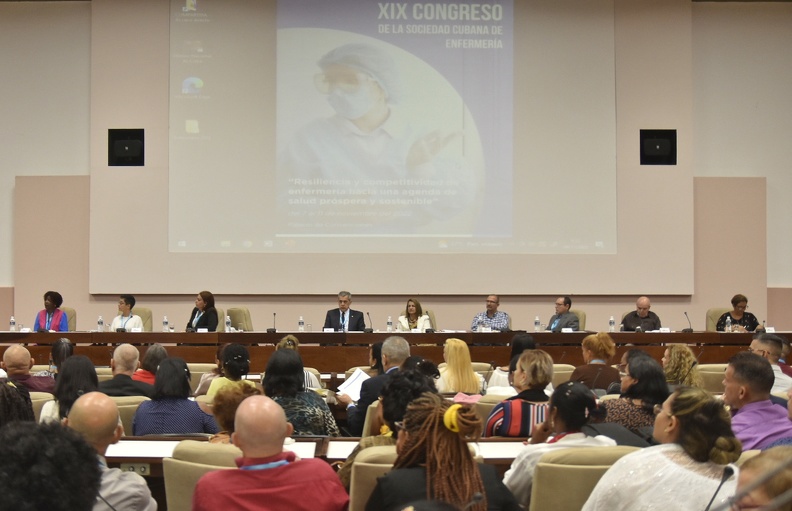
[
  {"xmin": 0, "ymin": 381, "xmax": 34, "ymax": 427},
  {"xmin": 369, "ymin": 341, "xmax": 385, "ymax": 375},
  {"xmin": 132, "ymin": 343, "xmax": 167, "ymax": 385},
  {"xmin": 503, "ymin": 381, "xmax": 615, "ymax": 508},
  {"xmin": 662, "ymin": 344, "xmax": 703, "ymax": 388},
  {"xmin": 599, "ymin": 355, "xmax": 669, "ymax": 433},
  {"xmin": 133, "ymin": 357, "xmax": 218, "ymax": 435},
  {"xmin": 470, "ymin": 294, "xmax": 511, "ymax": 332},
  {"xmin": 186, "ymin": 290, "xmax": 219, "ymax": 332},
  {"xmin": 2, "ymin": 344, "xmax": 55, "ymax": 393},
  {"xmin": 209, "ymin": 383, "xmax": 263, "ymax": 444},
  {"xmin": 323, "ymin": 290, "xmax": 366, "ymax": 332},
  {"xmin": 33, "ymin": 290, "xmax": 69, "ymax": 332},
  {"xmin": 436, "ymin": 338, "xmax": 485, "ymax": 394},
  {"xmin": 368, "ymin": 392, "xmax": 520, "ymax": 511},
  {"xmin": 0, "ymin": 421, "xmax": 100, "ymax": 511},
  {"xmin": 98, "ymin": 344, "xmax": 154, "ymax": 398},
  {"xmin": 401, "ymin": 357, "xmax": 440, "ymax": 388},
  {"xmin": 732, "ymin": 446, "xmax": 792, "ymax": 510},
  {"xmin": 570, "ymin": 332, "xmax": 621, "ymax": 391},
  {"xmin": 337, "ymin": 369, "xmax": 438, "ymax": 490},
  {"xmin": 546, "ymin": 296, "xmax": 579, "ymax": 332},
  {"xmin": 750, "ymin": 333, "xmax": 792, "ymax": 394},
  {"xmin": 206, "ymin": 343, "xmax": 257, "ymax": 399},
  {"xmin": 263, "ymin": 349, "xmax": 338, "ymax": 436},
  {"xmin": 109, "ymin": 294, "xmax": 143, "ymax": 332},
  {"xmin": 620, "ymin": 296, "xmax": 661, "ymax": 332},
  {"xmin": 40, "ymin": 355, "xmax": 98, "ymax": 423},
  {"xmin": 33, "ymin": 337, "xmax": 74, "ymax": 379},
  {"xmin": 193, "ymin": 343, "xmax": 228, "ymax": 397},
  {"xmin": 276, "ymin": 334, "xmax": 321, "ymax": 389},
  {"xmin": 65, "ymin": 392, "xmax": 156, "ymax": 510},
  {"xmin": 583, "ymin": 386, "xmax": 741, "ymax": 511},
  {"xmin": 488, "ymin": 333, "xmax": 535, "ymax": 390},
  {"xmin": 337, "ymin": 336, "xmax": 411, "ymax": 436},
  {"xmin": 193, "ymin": 395, "xmax": 349, "ymax": 511},
  {"xmin": 764, "ymin": 386, "xmax": 792, "ymax": 448},
  {"xmin": 607, "ymin": 349, "xmax": 653, "ymax": 395},
  {"xmin": 485, "ymin": 350, "xmax": 552, "ymax": 438},
  {"xmin": 397, "ymin": 297, "xmax": 433, "ymax": 332},
  {"xmin": 717, "ymin": 293, "xmax": 763, "ymax": 332},
  {"xmin": 722, "ymin": 352, "xmax": 792, "ymax": 449}
]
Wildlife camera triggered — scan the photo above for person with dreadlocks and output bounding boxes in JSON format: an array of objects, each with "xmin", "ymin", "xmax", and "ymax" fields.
[{"xmin": 365, "ymin": 392, "xmax": 520, "ymax": 511}]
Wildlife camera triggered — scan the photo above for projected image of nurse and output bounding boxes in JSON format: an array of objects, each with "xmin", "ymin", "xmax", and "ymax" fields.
[{"xmin": 279, "ymin": 41, "xmax": 483, "ymax": 235}]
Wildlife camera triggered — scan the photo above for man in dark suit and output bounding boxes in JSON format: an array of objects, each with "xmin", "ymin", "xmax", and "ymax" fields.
[
  {"xmin": 546, "ymin": 296, "xmax": 580, "ymax": 332},
  {"xmin": 98, "ymin": 344, "xmax": 154, "ymax": 397},
  {"xmin": 323, "ymin": 291, "xmax": 366, "ymax": 332},
  {"xmin": 337, "ymin": 336, "xmax": 410, "ymax": 436}
]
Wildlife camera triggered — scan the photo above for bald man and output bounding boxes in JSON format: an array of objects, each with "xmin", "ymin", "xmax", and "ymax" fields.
[
  {"xmin": 193, "ymin": 396, "xmax": 348, "ymax": 511},
  {"xmin": 65, "ymin": 392, "xmax": 156, "ymax": 510},
  {"xmin": 1, "ymin": 344, "xmax": 55, "ymax": 393},
  {"xmin": 620, "ymin": 296, "xmax": 662, "ymax": 332},
  {"xmin": 98, "ymin": 344, "xmax": 153, "ymax": 397}
]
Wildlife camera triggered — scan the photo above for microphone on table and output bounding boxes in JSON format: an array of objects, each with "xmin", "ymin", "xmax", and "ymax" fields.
[
  {"xmin": 704, "ymin": 466, "xmax": 735, "ymax": 511},
  {"xmin": 463, "ymin": 492, "xmax": 484, "ymax": 510},
  {"xmin": 364, "ymin": 312, "xmax": 374, "ymax": 333},
  {"xmin": 710, "ymin": 456, "xmax": 792, "ymax": 511},
  {"xmin": 266, "ymin": 312, "xmax": 276, "ymax": 334},
  {"xmin": 682, "ymin": 311, "xmax": 694, "ymax": 333},
  {"xmin": 483, "ymin": 361, "xmax": 496, "ymax": 391}
]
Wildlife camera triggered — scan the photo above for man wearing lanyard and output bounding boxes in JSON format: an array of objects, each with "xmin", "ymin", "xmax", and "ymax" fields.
[
  {"xmin": 109, "ymin": 295, "xmax": 144, "ymax": 332},
  {"xmin": 323, "ymin": 291, "xmax": 366, "ymax": 332},
  {"xmin": 546, "ymin": 296, "xmax": 579, "ymax": 332},
  {"xmin": 193, "ymin": 396, "xmax": 349, "ymax": 511}
]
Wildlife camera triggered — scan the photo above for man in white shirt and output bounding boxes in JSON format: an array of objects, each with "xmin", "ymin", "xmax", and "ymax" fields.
[{"xmin": 750, "ymin": 333, "xmax": 792, "ymax": 394}]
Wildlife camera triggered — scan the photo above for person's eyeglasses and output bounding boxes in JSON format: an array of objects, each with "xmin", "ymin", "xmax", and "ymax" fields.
[{"xmin": 653, "ymin": 404, "xmax": 672, "ymax": 418}]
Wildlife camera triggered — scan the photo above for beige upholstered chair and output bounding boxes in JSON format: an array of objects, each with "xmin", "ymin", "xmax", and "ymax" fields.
[
  {"xmin": 474, "ymin": 393, "xmax": 510, "ymax": 423},
  {"xmin": 425, "ymin": 309, "xmax": 438, "ymax": 330},
  {"xmin": 598, "ymin": 393, "xmax": 621, "ymax": 401},
  {"xmin": 345, "ymin": 366, "xmax": 378, "ymax": 379},
  {"xmin": 187, "ymin": 363, "xmax": 218, "ymax": 393},
  {"xmin": 95, "ymin": 366, "xmax": 114, "ymax": 383},
  {"xmin": 29, "ymin": 391, "xmax": 55, "ymax": 422},
  {"xmin": 215, "ymin": 307, "xmax": 225, "ymax": 332},
  {"xmin": 60, "ymin": 306, "xmax": 76, "ymax": 331},
  {"xmin": 109, "ymin": 395, "xmax": 150, "ymax": 435},
  {"xmin": 360, "ymin": 400, "xmax": 381, "ymax": 438},
  {"xmin": 698, "ymin": 364, "xmax": 728, "ymax": 393},
  {"xmin": 305, "ymin": 367, "xmax": 324, "ymax": 388},
  {"xmin": 552, "ymin": 364, "xmax": 576, "ymax": 388},
  {"xmin": 571, "ymin": 309, "xmax": 586, "ymax": 330},
  {"xmin": 349, "ymin": 445, "xmax": 399, "ymax": 511},
  {"xmin": 736, "ymin": 449, "xmax": 761, "ymax": 466},
  {"xmin": 706, "ymin": 308, "xmax": 730, "ymax": 331},
  {"xmin": 132, "ymin": 307, "xmax": 153, "ymax": 332},
  {"xmin": 529, "ymin": 446, "xmax": 640, "ymax": 511},
  {"xmin": 163, "ymin": 441, "xmax": 240, "ymax": 510},
  {"xmin": 227, "ymin": 306, "xmax": 254, "ymax": 332}
]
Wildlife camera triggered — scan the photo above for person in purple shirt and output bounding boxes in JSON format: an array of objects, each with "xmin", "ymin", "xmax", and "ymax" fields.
[{"xmin": 722, "ymin": 351, "xmax": 792, "ymax": 450}]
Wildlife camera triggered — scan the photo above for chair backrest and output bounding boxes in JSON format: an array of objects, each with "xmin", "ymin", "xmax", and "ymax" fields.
[
  {"xmin": 109, "ymin": 395, "xmax": 150, "ymax": 435},
  {"xmin": 698, "ymin": 363, "xmax": 728, "ymax": 393},
  {"xmin": 163, "ymin": 458, "xmax": 234, "ymax": 510},
  {"xmin": 29, "ymin": 391, "xmax": 55, "ymax": 422},
  {"xmin": 570, "ymin": 309, "xmax": 586, "ymax": 330},
  {"xmin": 349, "ymin": 446, "xmax": 399, "ymax": 511},
  {"xmin": 706, "ymin": 308, "xmax": 730, "ymax": 331},
  {"xmin": 60, "ymin": 306, "xmax": 76, "ymax": 331},
  {"xmin": 529, "ymin": 446, "xmax": 639, "ymax": 511},
  {"xmin": 345, "ymin": 366, "xmax": 377, "ymax": 379},
  {"xmin": 215, "ymin": 307, "xmax": 225, "ymax": 332},
  {"xmin": 425, "ymin": 309, "xmax": 438, "ymax": 330},
  {"xmin": 304, "ymin": 367, "xmax": 324, "ymax": 389},
  {"xmin": 187, "ymin": 363, "xmax": 219, "ymax": 393},
  {"xmin": 474, "ymin": 393, "xmax": 509, "ymax": 423},
  {"xmin": 227, "ymin": 307, "xmax": 254, "ymax": 332},
  {"xmin": 133, "ymin": 307, "xmax": 153, "ymax": 332},
  {"xmin": 173, "ymin": 439, "xmax": 241, "ymax": 466},
  {"xmin": 736, "ymin": 449, "xmax": 761, "ymax": 466},
  {"xmin": 362, "ymin": 400, "xmax": 380, "ymax": 438},
  {"xmin": 552, "ymin": 364, "xmax": 576, "ymax": 388},
  {"xmin": 95, "ymin": 366, "xmax": 114, "ymax": 383}
]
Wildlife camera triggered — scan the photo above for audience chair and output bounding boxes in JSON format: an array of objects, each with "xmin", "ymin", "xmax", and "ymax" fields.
[
  {"xmin": 706, "ymin": 308, "xmax": 730, "ymax": 331},
  {"xmin": 305, "ymin": 367, "xmax": 324, "ymax": 388},
  {"xmin": 529, "ymin": 445, "xmax": 639, "ymax": 511},
  {"xmin": 552, "ymin": 364, "xmax": 576, "ymax": 388},
  {"xmin": 226, "ymin": 306, "xmax": 254, "ymax": 332},
  {"xmin": 345, "ymin": 366, "xmax": 378, "ymax": 379},
  {"xmin": 474, "ymin": 393, "xmax": 511, "ymax": 424},
  {"xmin": 570, "ymin": 309, "xmax": 587, "ymax": 330},
  {"xmin": 132, "ymin": 307, "xmax": 153, "ymax": 332},
  {"xmin": 163, "ymin": 442, "xmax": 239, "ymax": 511},
  {"xmin": 187, "ymin": 363, "xmax": 218, "ymax": 393},
  {"xmin": 361, "ymin": 400, "xmax": 380, "ymax": 438},
  {"xmin": 598, "ymin": 393, "xmax": 620, "ymax": 402},
  {"xmin": 60, "ymin": 306, "xmax": 77, "ymax": 331},
  {"xmin": 95, "ymin": 366, "xmax": 114, "ymax": 383},
  {"xmin": 736, "ymin": 449, "xmax": 761, "ymax": 466},
  {"xmin": 29, "ymin": 391, "xmax": 55, "ymax": 422},
  {"xmin": 698, "ymin": 364, "xmax": 728, "ymax": 394},
  {"xmin": 109, "ymin": 395, "xmax": 150, "ymax": 435},
  {"xmin": 349, "ymin": 445, "xmax": 399, "ymax": 511}
]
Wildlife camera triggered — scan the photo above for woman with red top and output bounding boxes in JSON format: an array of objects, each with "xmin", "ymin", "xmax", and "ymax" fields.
[{"xmin": 33, "ymin": 291, "xmax": 69, "ymax": 332}]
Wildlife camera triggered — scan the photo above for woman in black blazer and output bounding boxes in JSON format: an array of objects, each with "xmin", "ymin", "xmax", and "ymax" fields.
[{"xmin": 186, "ymin": 290, "xmax": 218, "ymax": 332}]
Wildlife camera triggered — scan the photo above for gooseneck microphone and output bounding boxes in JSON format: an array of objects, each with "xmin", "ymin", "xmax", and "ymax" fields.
[
  {"xmin": 463, "ymin": 492, "xmax": 485, "ymax": 510},
  {"xmin": 677, "ymin": 360, "xmax": 698, "ymax": 385},
  {"xmin": 704, "ymin": 466, "xmax": 734, "ymax": 511},
  {"xmin": 266, "ymin": 312, "xmax": 276, "ymax": 334},
  {"xmin": 682, "ymin": 311, "xmax": 694, "ymax": 333},
  {"xmin": 364, "ymin": 312, "xmax": 374, "ymax": 333}
]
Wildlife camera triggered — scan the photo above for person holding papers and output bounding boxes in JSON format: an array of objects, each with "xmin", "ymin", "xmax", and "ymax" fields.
[
  {"xmin": 337, "ymin": 336, "xmax": 410, "ymax": 436},
  {"xmin": 323, "ymin": 291, "xmax": 366, "ymax": 332}
]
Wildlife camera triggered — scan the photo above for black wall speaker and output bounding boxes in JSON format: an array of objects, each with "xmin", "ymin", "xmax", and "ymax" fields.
[
  {"xmin": 108, "ymin": 128, "xmax": 144, "ymax": 166},
  {"xmin": 640, "ymin": 129, "xmax": 676, "ymax": 166}
]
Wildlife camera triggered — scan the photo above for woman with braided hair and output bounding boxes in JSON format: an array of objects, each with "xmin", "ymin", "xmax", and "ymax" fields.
[
  {"xmin": 366, "ymin": 392, "xmax": 519, "ymax": 511},
  {"xmin": 583, "ymin": 386, "xmax": 741, "ymax": 511}
]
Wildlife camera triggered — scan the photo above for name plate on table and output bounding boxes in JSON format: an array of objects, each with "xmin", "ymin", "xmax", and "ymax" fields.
[
  {"xmin": 561, "ymin": 328, "xmax": 574, "ymax": 333},
  {"xmin": 130, "ymin": 327, "xmax": 142, "ymax": 333},
  {"xmin": 197, "ymin": 328, "xmax": 208, "ymax": 333},
  {"xmin": 659, "ymin": 327, "xmax": 671, "ymax": 333}
]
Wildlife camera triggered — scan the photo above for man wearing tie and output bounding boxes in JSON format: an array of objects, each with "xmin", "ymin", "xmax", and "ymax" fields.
[{"xmin": 323, "ymin": 291, "xmax": 366, "ymax": 332}]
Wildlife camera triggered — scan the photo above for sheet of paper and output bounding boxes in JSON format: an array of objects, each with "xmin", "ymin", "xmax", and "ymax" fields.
[{"xmin": 336, "ymin": 367, "xmax": 370, "ymax": 402}]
